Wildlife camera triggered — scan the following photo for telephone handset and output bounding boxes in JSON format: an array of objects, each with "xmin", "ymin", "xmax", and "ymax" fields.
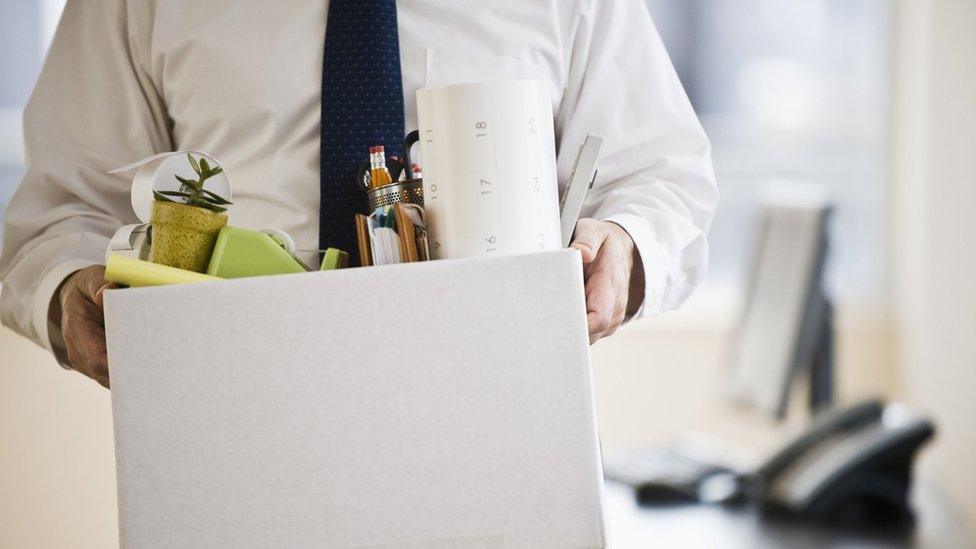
[
  {"xmin": 752, "ymin": 400, "xmax": 885, "ymax": 487},
  {"xmin": 604, "ymin": 399, "xmax": 935, "ymax": 525},
  {"xmin": 753, "ymin": 400, "xmax": 935, "ymax": 523}
]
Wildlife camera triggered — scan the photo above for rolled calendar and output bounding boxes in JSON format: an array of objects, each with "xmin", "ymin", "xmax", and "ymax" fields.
[{"xmin": 416, "ymin": 79, "xmax": 561, "ymax": 259}]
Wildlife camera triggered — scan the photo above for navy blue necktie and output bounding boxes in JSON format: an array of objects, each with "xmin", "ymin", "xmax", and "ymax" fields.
[{"xmin": 320, "ymin": 0, "xmax": 405, "ymax": 265}]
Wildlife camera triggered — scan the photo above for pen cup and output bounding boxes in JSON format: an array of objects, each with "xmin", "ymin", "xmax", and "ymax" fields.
[
  {"xmin": 365, "ymin": 178, "xmax": 424, "ymax": 210},
  {"xmin": 357, "ymin": 130, "xmax": 425, "ymax": 211}
]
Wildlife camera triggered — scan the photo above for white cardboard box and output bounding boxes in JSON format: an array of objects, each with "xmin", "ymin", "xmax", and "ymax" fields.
[{"xmin": 104, "ymin": 250, "xmax": 608, "ymax": 548}]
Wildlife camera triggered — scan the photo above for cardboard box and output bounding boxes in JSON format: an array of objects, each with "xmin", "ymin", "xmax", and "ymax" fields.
[{"xmin": 105, "ymin": 250, "xmax": 608, "ymax": 548}]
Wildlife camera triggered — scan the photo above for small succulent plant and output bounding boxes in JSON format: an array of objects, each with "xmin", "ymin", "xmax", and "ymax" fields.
[{"xmin": 153, "ymin": 153, "xmax": 232, "ymax": 213}]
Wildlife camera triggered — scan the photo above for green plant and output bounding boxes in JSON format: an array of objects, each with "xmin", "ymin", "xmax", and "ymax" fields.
[{"xmin": 153, "ymin": 153, "xmax": 232, "ymax": 213}]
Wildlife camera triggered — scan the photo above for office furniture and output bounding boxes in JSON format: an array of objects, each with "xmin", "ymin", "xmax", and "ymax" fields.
[{"xmin": 606, "ymin": 480, "xmax": 972, "ymax": 548}]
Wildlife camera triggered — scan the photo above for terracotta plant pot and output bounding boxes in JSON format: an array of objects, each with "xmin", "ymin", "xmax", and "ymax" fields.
[{"xmin": 150, "ymin": 201, "xmax": 228, "ymax": 273}]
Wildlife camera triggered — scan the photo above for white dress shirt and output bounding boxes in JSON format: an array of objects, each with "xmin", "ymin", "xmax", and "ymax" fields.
[{"xmin": 0, "ymin": 0, "xmax": 717, "ymax": 355}]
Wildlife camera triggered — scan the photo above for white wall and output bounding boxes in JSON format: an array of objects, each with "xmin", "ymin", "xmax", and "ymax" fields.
[
  {"xmin": 0, "ymin": 326, "xmax": 117, "ymax": 549},
  {"xmin": 892, "ymin": 0, "xmax": 976, "ymax": 531}
]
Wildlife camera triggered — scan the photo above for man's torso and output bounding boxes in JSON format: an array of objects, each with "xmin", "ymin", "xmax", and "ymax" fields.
[{"xmin": 133, "ymin": 0, "xmax": 578, "ymax": 261}]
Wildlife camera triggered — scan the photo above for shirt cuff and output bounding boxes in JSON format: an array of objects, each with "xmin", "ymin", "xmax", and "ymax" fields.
[
  {"xmin": 31, "ymin": 259, "xmax": 100, "ymax": 368},
  {"xmin": 602, "ymin": 213, "xmax": 670, "ymax": 318}
]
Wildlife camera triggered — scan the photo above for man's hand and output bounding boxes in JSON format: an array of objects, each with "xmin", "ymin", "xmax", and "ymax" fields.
[
  {"xmin": 51, "ymin": 265, "xmax": 117, "ymax": 388},
  {"xmin": 571, "ymin": 219, "xmax": 645, "ymax": 344}
]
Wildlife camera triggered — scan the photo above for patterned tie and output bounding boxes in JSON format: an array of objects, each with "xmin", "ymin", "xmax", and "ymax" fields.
[{"xmin": 320, "ymin": 0, "xmax": 405, "ymax": 265}]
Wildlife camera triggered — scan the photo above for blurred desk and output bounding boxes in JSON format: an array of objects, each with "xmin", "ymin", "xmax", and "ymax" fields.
[{"xmin": 605, "ymin": 480, "xmax": 972, "ymax": 548}]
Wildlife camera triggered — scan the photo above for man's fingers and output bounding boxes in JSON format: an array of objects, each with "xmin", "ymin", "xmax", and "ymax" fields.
[
  {"xmin": 586, "ymin": 284, "xmax": 627, "ymax": 342},
  {"xmin": 570, "ymin": 219, "xmax": 608, "ymax": 264},
  {"xmin": 573, "ymin": 219, "xmax": 638, "ymax": 345},
  {"xmin": 584, "ymin": 247, "xmax": 631, "ymax": 343},
  {"xmin": 61, "ymin": 270, "xmax": 111, "ymax": 386},
  {"xmin": 63, "ymin": 309, "xmax": 109, "ymax": 382},
  {"xmin": 586, "ymin": 312, "xmax": 609, "ymax": 344},
  {"xmin": 585, "ymin": 270, "xmax": 616, "ymax": 343}
]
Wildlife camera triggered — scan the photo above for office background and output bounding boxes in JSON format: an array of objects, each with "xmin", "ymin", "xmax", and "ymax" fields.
[{"xmin": 1, "ymin": 1, "xmax": 974, "ymax": 546}]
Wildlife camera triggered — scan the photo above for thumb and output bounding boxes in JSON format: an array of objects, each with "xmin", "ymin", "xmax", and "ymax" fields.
[
  {"xmin": 75, "ymin": 266, "xmax": 113, "ymax": 305},
  {"xmin": 93, "ymin": 281, "xmax": 119, "ymax": 308},
  {"xmin": 570, "ymin": 219, "xmax": 607, "ymax": 264}
]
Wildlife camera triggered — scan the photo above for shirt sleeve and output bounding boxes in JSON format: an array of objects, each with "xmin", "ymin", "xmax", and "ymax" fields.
[
  {"xmin": 555, "ymin": 0, "xmax": 718, "ymax": 317},
  {"xmin": 0, "ymin": 0, "xmax": 170, "ymax": 357}
]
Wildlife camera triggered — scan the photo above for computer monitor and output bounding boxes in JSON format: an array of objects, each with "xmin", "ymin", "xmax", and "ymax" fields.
[{"xmin": 726, "ymin": 198, "xmax": 833, "ymax": 419}]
